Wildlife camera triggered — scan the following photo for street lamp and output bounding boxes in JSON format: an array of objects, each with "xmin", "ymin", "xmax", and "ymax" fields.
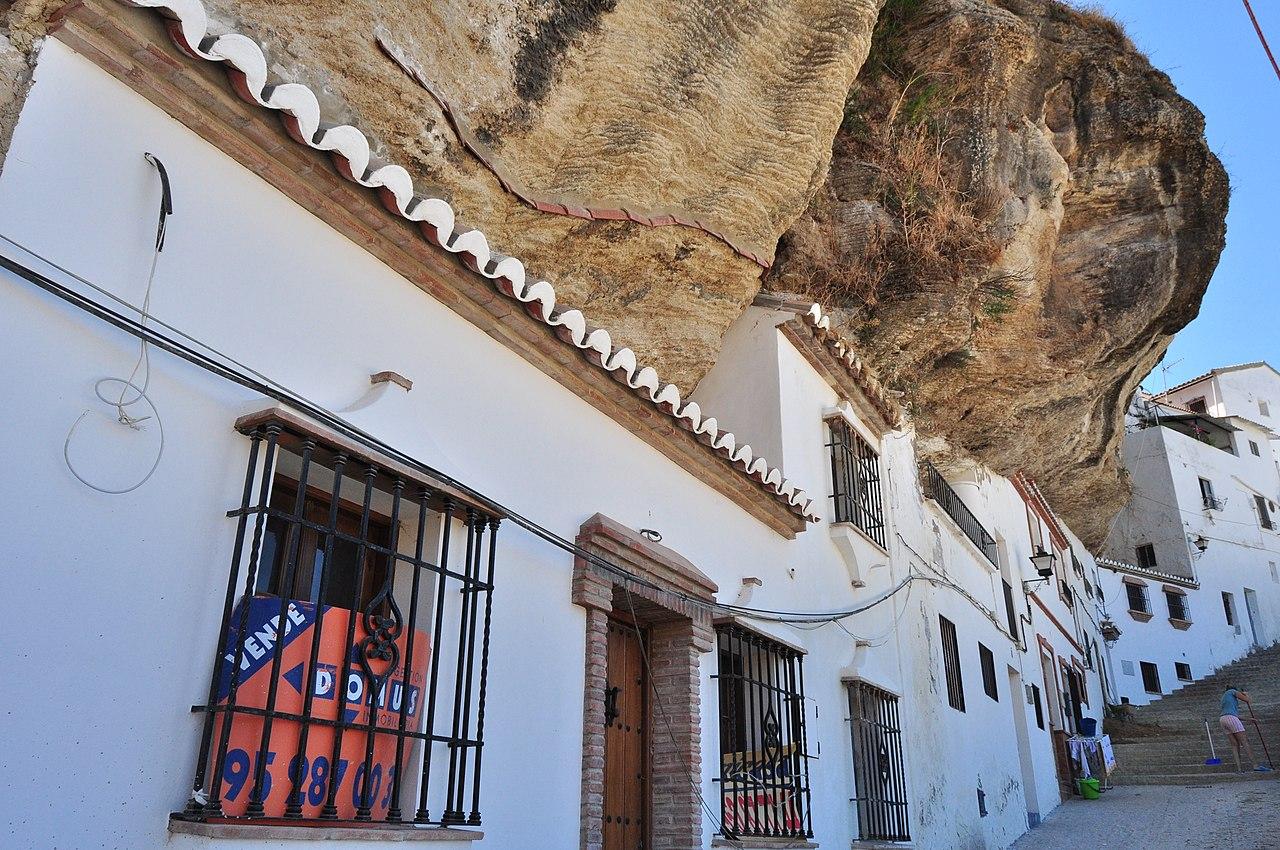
[{"xmin": 1022, "ymin": 545, "xmax": 1057, "ymax": 591}]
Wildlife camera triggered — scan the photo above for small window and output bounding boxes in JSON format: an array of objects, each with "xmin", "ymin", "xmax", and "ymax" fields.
[
  {"xmin": 939, "ymin": 616, "xmax": 965, "ymax": 712},
  {"xmin": 1250, "ymin": 440, "xmax": 1261, "ymax": 456},
  {"xmin": 716, "ymin": 625, "xmax": 811, "ymax": 840},
  {"xmin": 1140, "ymin": 661, "xmax": 1162, "ymax": 695},
  {"xmin": 1270, "ymin": 562, "xmax": 1278, "ymax": 584},
  {"xmin": 1223, "ymin": 591, "xmax": 1237, "ymax": 626},
  {"xmin": 1175, "ymin": 662, "xmax": 1192, "ymax": 682},
  {"xmin": 1083, "ymin": 578, "xmax": 1094, "ymax": 599},
  {"xmin": 1126, "ymin": 582, "xmax": 1150, "ymax": 614},
  {"xmin": 1187, "ymin": 397, "xmax": 1207, "ymax": 414},
  {"xmin": 185, "ymin": 415, "xmax": 504, "ymax": 826},
  {"xmin": 1135, "ymin": 544, "xmax": 1157, "ymax": 569},
  {"xmin": 1165, "ymin": 590, "xmax": 1189, "ymax": 622},
  {"xmin": 826, "ymin": 416, "xmax": 885, "ymax": 547},
  {"xmin": 1199, "ymin": 478, "xmax": 1220, "ymax": 511},
  {"xmin": 1260, "ymin": 400, "xmax": 1271, "ymax": 418},
  {"xmin": 847, "ymin": 682, "xmax": 910, "ymax": 842},
  {"xmin": 979, "ymin": 643, "xmax": 998, "ymax": 701},
  {"xmin": 1030, "ymin": 684, "xmax": 1044, "ymax": 729},
  {"xmin": 1060, "ymin": 580, "xmax": 1075, "ymax": 608},
  {"xmin": 1255, "ymin": 494, "xmax": 1275, "ymax": 530}
]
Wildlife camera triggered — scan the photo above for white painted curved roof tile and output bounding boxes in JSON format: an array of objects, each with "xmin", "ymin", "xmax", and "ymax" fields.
[{"xmin": 121, "ymin": 0, "xmax": 819, "ymax": 521}]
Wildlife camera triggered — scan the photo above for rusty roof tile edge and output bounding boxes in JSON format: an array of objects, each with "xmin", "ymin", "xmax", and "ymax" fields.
[
  {"xmin": 118, "ymin": 0, "xmax": 817, "ymax": 521},
  {"xmin": 800, "ymin": 303, "xmax": 903, "ymax": 428}
]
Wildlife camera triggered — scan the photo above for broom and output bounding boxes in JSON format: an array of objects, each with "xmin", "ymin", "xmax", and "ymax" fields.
[
  {"xmin": 1204, "ymin": 719, "xmax": 1222, "ymax": 765},
  {"xmin": 1246, "ymin": 703, "xmax": 1274, "ymax": 770}
]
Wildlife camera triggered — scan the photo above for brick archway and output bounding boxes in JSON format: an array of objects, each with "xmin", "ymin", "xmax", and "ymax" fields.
[{"xmin": 572, "ymin": 514, "xmax": 718, "ymax": 850}]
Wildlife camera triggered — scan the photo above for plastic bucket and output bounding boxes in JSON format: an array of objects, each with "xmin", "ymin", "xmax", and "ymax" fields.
[
  {"xmin": 1079, "ymin": 717, "xmax": 1098, "ymax": 737},
  {"xmin": 1079, "ymin": 778, "xmax": 1101, "ymax": 800}
]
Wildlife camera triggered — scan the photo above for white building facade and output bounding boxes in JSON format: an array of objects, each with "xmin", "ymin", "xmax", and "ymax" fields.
[
  {"xmin": 1099, "ymin": 369, "xmax": 1280, "ymax": 706},
  {"xmin": 0, "ymin": 4, "xmax": 1107, "ymax": 849}
]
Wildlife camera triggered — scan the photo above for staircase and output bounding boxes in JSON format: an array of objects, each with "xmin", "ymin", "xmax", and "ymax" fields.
[{"xmin": 1106, "ymin": 643, "xmax": 1280, "ymax": 785}]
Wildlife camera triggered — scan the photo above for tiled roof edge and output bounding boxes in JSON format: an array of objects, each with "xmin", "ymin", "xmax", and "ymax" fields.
[
  {"xmin": 800, "ymin": 304, "xmax": 903, "ymax": 428},
  {"xmin": 1096, "ymin": 557, "xmax": 1199, "ymax": 589},
  {"xmin": 118, "ymin": 0, "xmax": 818, "ymax": 521}
]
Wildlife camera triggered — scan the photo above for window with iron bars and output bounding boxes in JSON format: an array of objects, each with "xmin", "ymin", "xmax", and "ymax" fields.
[
  {"xmin": 825, "ymin": 416, "xmax": 886, "ymax": 548},
  {"xmin": 847, "ymin": 681, "xmax": 911, "ymax": 842},
  {"xmin": 938, "ymin": 616, "xmax": 966, "ymax": 712},
  {"xmin": 1165, "ymin": 590, "xmax": 1190, "ymax": 622},
  {"xmin": 175, "ymin": 412, "xmax": 503, "ymax": 830},
  {"xmin": 1126, "ymin": 582, "xmax": 1150, "ymax": 614},
  {"xmin": 715, "ymin": 624, "xmax": 813, "ymax": 841}
]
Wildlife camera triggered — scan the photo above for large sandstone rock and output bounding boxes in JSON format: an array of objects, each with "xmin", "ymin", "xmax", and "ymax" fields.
[
  {"xmin": 769, "ymin": 0, "xmax": 1228, "ymax": 548},
  {"xmin": 173, "ymin": 0, "xmax": 885, "ymax": 388}
]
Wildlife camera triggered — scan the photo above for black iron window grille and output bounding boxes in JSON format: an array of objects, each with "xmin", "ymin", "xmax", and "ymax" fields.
[
  {"xmin": 978, "ymin": 643, "xmax": 998, "ymax": 702},
  {"xmin": 714, "ymin": 624, "xmax": 813, "ymax": 841},
  {"xmin": 919, "ymin": 461, "xmax": 998, "ymax": 565},
  {"xmin": 826, "ymin": 416, "xmax": 886, "ymax": 548},
  {"xmin": 1125, "ymin": 583, "xmax": 1150, "ymax": 614},
  {"xmin": 938, "ymin": 616, "xmax": 966, "ymax": 712},
  {"xmin": 847, "ymin": 681, "xmax": 910, "ymax": 842},
  {"xmin": 1165, "ymin": 590, "xmax": 1189, "ymax": 621},
  {"xmin": 1030, "ymin": 684, "xmax": 1044, "ymax": 729},
  {"xmin": 177, "ymin": 411, "xmax": 503, "ymax": 830}
]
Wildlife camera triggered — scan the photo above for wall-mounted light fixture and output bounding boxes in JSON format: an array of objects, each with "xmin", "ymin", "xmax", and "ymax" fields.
[
  {"xmin": 639, "ymin": 528, "xmax": 663, "ymax": 543},
  {"xmin": 1022, "ymin": 545, "xmax": 1057, "ymax": 591}
]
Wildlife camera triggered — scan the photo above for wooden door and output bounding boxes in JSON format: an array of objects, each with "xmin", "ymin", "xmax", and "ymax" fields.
[{"xmin": 604, "ymin": 619, "xmax": 648, "ymax": 850}]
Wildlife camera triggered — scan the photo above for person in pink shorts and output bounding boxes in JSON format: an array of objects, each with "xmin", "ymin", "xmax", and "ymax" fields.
[{"xmin": 1220, "ymin": 686, "xmax": 1270, "ymax": 773}]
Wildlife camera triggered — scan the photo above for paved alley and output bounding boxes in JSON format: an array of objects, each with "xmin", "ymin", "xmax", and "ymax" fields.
[{"xmin": 1013, "ymin": 780, "xmax": 1280, "ymax": 849}]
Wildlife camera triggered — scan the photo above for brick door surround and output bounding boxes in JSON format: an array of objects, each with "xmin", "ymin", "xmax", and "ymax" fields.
[{"xmin": 572, "ymin": 514, "xmax": 718, "ymax": 850}]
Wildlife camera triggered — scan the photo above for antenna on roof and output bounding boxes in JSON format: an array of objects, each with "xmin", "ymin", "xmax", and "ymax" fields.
[{"xmin": 1160, "ymin": 358, "xmax": 1184, "ymax": 399}]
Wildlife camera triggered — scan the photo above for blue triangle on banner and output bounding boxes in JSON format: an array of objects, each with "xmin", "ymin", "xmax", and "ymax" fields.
[{"xmin": 283, "ymin": 663, "xmax": 305, "ymax": 694}]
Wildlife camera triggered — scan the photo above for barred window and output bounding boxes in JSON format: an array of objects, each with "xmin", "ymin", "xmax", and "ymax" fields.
[
  {"xmin": 825, "ymin": 416, "xmax": 886, "ymax": 547},
  {"xmin": 1165, "ymin": 590, "xmax": 1190, "ymax": 621},
  {"xmin": 1126, "ymin": 582, "xmax": 1150, "ymax": 614},
  {"xmin": 175, "ymin": 410, "xmax": 503, "ymax": 831},
  {"xmin": 847, "ymin": 682, "xmax": 910, "ymax": 842},
  {"xmin": 715, "ymin": 625, "xmax": 812, "ymax": 841},
  {"xmin": 938, "ymin": 616, "xmax": 965, "ymax": 712}
]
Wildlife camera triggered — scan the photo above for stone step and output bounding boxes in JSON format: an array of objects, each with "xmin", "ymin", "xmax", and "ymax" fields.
[{"xmin": 1117, "ymin": 770, "xmax": 1280, "ymax": 786}]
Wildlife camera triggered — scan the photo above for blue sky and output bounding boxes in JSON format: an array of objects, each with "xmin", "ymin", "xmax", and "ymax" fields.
[{"xmin": 1092, "ymin": 0, "xmax": 1279, "ymax": 393}]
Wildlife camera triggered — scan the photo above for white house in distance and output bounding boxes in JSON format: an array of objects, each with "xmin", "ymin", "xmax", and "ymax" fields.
[
  {"xmin": 0, "ymin": 3, "xmax": 1107, "ymax": 849},
  {"xmin": 1098, "ymin": 365, "xmax": 1280, "ymax": 706}
]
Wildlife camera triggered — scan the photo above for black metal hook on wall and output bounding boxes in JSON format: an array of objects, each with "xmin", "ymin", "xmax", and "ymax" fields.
[{"xmin": 143, "ymin": 152, "xmax": 173, "ymax": 251}]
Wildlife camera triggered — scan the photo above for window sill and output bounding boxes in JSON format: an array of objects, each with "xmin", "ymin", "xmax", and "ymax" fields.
[
  {"xmin": 851, "ymin": 842, "xmax": 912, "ymax": 850},
  {"xmin": 1127, "ymin": 609, "xmax": 1153, "ymax": 623},
  {"xmin": 1168, "ymin": 617, "xmax": 1193, "ymax": 630},
  {"xmin": 713, "ymin": 837, "xmax": 817, "ymax": 849},
  {"xmin": 168, "ymin": 816, "xmax": 484, "ymax": 842}
]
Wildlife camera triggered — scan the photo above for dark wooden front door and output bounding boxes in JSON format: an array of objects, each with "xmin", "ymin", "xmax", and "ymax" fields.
[{"xmin": 604, "ymin": 619, "xmax": 648, "ymax": 850}]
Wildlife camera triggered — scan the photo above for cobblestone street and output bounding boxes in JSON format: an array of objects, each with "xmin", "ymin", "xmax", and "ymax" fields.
[{"xmin": 1013, "ymin": 781, "xmax": 1280, "ymax": 850}]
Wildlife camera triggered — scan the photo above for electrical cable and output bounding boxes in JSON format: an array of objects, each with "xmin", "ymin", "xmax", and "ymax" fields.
[
  {"xmin": 0, "ymin": 230, "xmax": 928, "ymax": 626},
  {"xmin": 61, "ymin": 153, "xmax": 171, "ymax": 494}
]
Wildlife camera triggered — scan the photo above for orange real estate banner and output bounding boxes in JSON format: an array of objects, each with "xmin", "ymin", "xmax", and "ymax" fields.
[{"xmin": 211, "ymin": 595, "xmax": 429, "ymax": 819}]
